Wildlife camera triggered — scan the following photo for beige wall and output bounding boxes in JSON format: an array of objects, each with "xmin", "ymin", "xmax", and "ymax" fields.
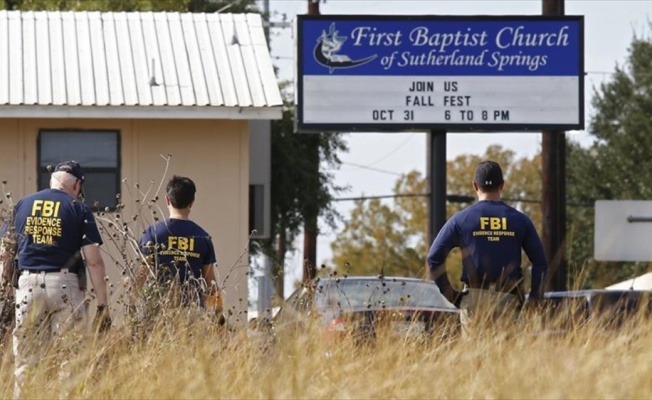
[{"xmin": 0, "ymin": 118, "xmax": 250, "ymax": 321}]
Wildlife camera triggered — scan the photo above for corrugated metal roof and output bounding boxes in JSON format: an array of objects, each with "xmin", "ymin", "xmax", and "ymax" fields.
[{"xmin": 0, "ymin": 10, "xmax": 283, "ymax": 119}]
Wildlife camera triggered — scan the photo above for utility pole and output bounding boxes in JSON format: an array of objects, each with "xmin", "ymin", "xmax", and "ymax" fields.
[
  {"xmin": 256, "ymin": 0, "xmax": 273, "ymax": 315},
  {"xmin": 308, "ymin": 0, "xmax": 319, "ymax": 16},
  {"xmin": 542, "ymin": 0, "xmax": 567, "ymax": 292},
  {"xmin": 302, "ymin": 0, "xmax": 320, "ymax": 283},
  {"xmin": 428, "ymin": 131, "xmax": 447, "ymax": 248}
]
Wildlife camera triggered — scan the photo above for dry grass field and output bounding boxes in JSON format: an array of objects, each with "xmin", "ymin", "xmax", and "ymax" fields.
[
  {"xmin": 0, "ymin": 305, "xmax": 650, "ymax": 399},
  {"xmin": 0, "ymin": 176, "xmax": 649, "ymax": 399}
]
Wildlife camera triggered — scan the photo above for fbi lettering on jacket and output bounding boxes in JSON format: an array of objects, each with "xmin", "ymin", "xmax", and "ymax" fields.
[{"xmin": 473, "ymin": 217, "xmax": 515, "ymax": 242}]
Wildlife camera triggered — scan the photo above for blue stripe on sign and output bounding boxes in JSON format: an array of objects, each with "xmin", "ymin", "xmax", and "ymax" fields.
[{"xmin": 301, "ymin": 19, "xmax": 581, "ymax": 77}]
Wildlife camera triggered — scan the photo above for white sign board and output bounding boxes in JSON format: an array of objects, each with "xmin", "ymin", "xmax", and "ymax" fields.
[
  {"xmin": 302, "ymin": 76, "xmax": 579, "ymax": 126},
  {"xmin": 296, "ymin": 15, "xmax": 584, "ymax": 132},
  {"xmin": 594, "ymin": 200, "xmax": 652, "ymax": 261}
]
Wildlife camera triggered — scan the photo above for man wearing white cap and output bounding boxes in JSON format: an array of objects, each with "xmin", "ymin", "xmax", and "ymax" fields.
[{"xmin": 0, "ymin": 160, "xmax": 110, "ymax": 397}]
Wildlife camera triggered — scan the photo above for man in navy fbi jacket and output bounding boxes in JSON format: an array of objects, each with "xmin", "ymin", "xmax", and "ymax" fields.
[
  {"xmin": 137, "ymin": 175, "xmax": 221, "ymax": 317},
  {"xmin": 0, "ymin": 161, "xmax": 110, "ymax": 397},
  {"xmin": 427, "ymin": 160, "xmax": 548, "ymax": 316}
]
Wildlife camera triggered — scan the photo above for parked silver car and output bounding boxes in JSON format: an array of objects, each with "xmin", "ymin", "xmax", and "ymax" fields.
[{"xmin": 272, "ymin": 275, "xmax": 461, "ymax": 342}]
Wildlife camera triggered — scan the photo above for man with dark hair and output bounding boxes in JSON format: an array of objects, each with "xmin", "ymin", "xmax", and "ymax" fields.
[
  {"xmin": 138, "ymin": 176, "xmax": 220, "ymax": 314},
  {"xmin": 427, "ymin": 160, "xmax": 547, "ymax": 316},
  {"xmin": 0, "ymin": 160, "xmax": 110, "ymax": 397}
]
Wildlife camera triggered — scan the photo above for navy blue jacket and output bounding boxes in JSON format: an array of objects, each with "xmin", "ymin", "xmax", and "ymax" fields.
[
  {"xmin": 12, "ymin": 188, "xmax": 102, "ymax": 271},
  {"xmin": 427, "ymin": 200, "xmax": 547, "ymax": 297},
  {"xmin": 140, "ymin": 218, "xmax": 216, "ymax": 284}
]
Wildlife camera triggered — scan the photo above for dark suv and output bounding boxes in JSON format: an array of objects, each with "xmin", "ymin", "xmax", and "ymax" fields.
[{"xmin": 541, "ymin": 289, "xmax": 652, "ymax": 329}]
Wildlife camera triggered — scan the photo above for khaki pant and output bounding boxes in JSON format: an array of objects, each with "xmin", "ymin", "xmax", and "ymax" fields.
[
  {"xmin": 461, "ymin": 288, "xmax": 521, "ymax": 314},
  {"xmin": 13, "ymin": 270, "xmax": 86, "ymax": 398},
  {"xmin": 459, "ymin": 288, "xmax": 521, "ymax": 338}
]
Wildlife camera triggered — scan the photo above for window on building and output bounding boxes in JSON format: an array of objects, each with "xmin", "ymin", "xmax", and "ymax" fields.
[
  {"xmin": 249, "ymin": 184, "xmax": 269, "ymax": 239},
  {"xmin": 38, "ymin": 130, "xmax": 120, "ymax": 210}
]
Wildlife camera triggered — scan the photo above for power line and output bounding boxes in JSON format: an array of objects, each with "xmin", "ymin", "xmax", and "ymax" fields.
[
  {"xmin": 339, "ymin": 162, "xmax": 406, "ymax": 176},
  {"xmin": 333, "ymin": 192, "xmax": 594, "ymax": 207},
  {"xmin": 363, "ymin": 133, "xmax": 418, "ymax": 167},
  {"xmin": 334, "ymin": 192, "xmax": 430, "ymax": 202},
  {"xmin": 333, "ymin": 193, "xmax": 474, "ymax": 203}
]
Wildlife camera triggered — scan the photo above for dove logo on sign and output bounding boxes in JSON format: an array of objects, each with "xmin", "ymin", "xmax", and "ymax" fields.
[{"xmin": 314, "ymin": 23, "xmax": 377, "ymax": 74}]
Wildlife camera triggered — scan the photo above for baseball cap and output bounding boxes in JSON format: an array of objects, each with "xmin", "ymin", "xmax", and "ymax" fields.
[
  {"xmin": 54, "ymin": 160, "xmax": 85, "ymax": 183},
  {"xmin": 473, "ymin": 160, "xmax": 504, "ymax": 188}
]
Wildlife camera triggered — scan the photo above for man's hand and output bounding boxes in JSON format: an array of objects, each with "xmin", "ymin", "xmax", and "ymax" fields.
[
  {"xmin": 93, "ymin": 305, "xmax": 112, "ymax": 333},
  {"xmin": 204, "ymin": 292, "xmax": 223, "ymax": 311},
  {"xmin": 452, "ymin": 289, "xmax": 467, "ymax": 308},
  {"xmin": 439, "ymin": 285, "xmax": 468, "ymax": 308},
  {"xmin": 205, "ymin": 289, "xmax": 228, "ymax": 327},
  {"xmin": 204, "ymin": 292, "xmax": 226, "ymax": 325}
]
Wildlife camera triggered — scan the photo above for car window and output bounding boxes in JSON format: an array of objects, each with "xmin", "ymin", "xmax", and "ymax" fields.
[
  {"xmin": 289, "ymin": 287, "xmax": 313, "ymax": 312},
  {"xmin": 314, "ymin": 278, "xmax": 456, "ymax": 312},
  {"xmin": 275, "ymin": 286, "xmax": 314, "ymax": 324}
]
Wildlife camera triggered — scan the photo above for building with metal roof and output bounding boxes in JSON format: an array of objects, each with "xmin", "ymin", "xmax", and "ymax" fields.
[
  {"xmin": 0, "ymin": 10, "xmax": 282, "ymax": 118},
  {"xmin": 0, "ymin": 10, "xmax": 283, "ymax": 320}
]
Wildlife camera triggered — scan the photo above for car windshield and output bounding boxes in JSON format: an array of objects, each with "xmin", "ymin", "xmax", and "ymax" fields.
[{"xmin": 314, "ymin": 278, "xmax": 456, "ymax": 312}]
